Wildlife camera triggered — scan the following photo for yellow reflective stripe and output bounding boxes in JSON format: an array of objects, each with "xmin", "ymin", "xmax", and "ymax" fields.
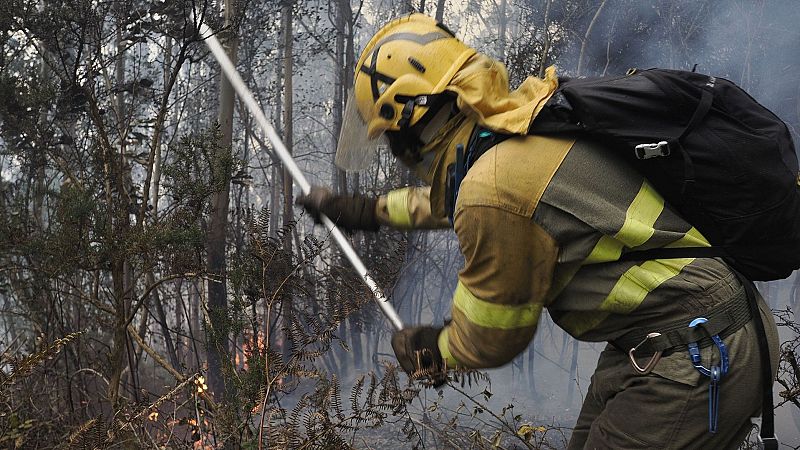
[
  {"xmin": 438, "ymin": 327, "xmax": 459, "ymax": 367},
  {"xmin": 452, "ymin": 281, "xmax": 542, "ymax": 330},
  {"xmin": 583, "ymin": 181, "xmax": 664, "ymax": 264},
  {"xmin": 666, "ymin": 226, "xmax": 710, "ymax": 248},
  {"xmin": 584, "ymin": 235, "xmax": 623, "ymax": 264},
  {"xmin": 559, "ymin": 257, "xmax": 695, "ymax": 337},
  {"xmin": 616, "ymin": 181, "xmax": 664, "ymax": 247},
  {"xmin": 386, "ymin": 188, "xmax": 412, "ymax": 228},
  {"xmin": 600, "ymin": 257, "xmax": 695, "ymax": 313}
]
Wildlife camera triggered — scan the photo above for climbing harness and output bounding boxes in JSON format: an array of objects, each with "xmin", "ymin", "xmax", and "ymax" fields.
[
  {"xmin": 616, "ymin": 290, "xmax": 747, "ymax": 434},
  {"xmin": 686, "ymin": 317, "xmax": 730, "ymax": 433},
  {"xmin": 616, "ymin": 290, "xmax": 749, "ymax": 357}
]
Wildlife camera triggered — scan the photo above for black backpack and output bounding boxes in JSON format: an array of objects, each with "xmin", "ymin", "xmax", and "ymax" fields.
[{"xmin": 525, "ymin": 68, "xmax": 800, "ymax": 282}]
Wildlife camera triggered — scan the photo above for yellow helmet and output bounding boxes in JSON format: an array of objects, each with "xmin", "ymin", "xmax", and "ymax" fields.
[{"xmin": 353, "ymin": 14, "xmax": 476, "ymax": 139}]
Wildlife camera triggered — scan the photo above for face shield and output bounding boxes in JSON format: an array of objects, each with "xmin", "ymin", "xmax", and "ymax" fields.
[{"xmin": 334, "ymin": 90, "xmax": 391, "ymax": 172}]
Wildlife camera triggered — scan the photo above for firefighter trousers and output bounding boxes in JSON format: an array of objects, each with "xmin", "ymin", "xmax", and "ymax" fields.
[{"xmin": 567, "ymin": 289, "xmax": 779, "ymax": 450}]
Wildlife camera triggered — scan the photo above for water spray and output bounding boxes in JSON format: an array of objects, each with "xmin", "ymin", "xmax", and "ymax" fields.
[{"xmin": 200, "ymin": 24, "xmax": 404, "ymax": 331}]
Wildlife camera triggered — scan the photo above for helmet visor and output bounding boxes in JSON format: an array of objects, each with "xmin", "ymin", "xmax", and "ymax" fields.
[{"xmin": 335, "ymin": 90, "xmax": 390, "ymax": 171}]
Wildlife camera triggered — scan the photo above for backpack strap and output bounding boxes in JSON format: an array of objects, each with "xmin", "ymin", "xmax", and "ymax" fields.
[
  {"xmin": 445, "ymin": 126, "xmax": 512, "ymax": 224},
  {"xmin": 619, "ymin": 242, "xmax": 800, "ymax": 264},
  {"xmin": 618, "ymin": 246, "xmax": 726, "ymax": 262},
  {"xmin": 736, "ymin": 272, "xmax": 778, "ymax": 450}
]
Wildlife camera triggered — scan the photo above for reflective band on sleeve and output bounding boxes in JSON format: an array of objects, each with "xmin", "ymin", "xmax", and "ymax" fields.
[
  {"xmin": 438, "ymin": 327, "xmax": 459, "ymax": 367},
  {"xmin": 583, "ymin": 181, "xmax": 664, "ymax": 264},
  {"xmin": 616, "ymin": 181, "xmax": 664, "ymax": 247},
  {"xmin": 452, "ymin": 281, "xmax": 543, "ymax": 330},
  {"xmin": 386, "ymin": 188, "xmax": 413, "ymax": 228},
  {"xmin": 584, "ymin": 235, "xmax": 623, "ymax": 264}
]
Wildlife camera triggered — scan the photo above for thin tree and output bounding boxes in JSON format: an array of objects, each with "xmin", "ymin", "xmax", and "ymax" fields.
[{"xmin": 207, "ymin": 0, "xmax": 240, "ymax": 401}]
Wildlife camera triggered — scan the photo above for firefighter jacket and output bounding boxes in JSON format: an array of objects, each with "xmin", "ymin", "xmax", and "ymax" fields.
[
  {"xmin": 375, "ymin": 117, "xmax": 738, "ymax": 370},
  {"xmin": 375, "ymin": 186, "xmax": 450, "ymax": 229}
]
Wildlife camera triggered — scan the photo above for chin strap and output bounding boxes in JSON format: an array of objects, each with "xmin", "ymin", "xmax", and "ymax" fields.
[{"xmin": 394, "ymin": 93, "xmax": 451, "ymax": 129}]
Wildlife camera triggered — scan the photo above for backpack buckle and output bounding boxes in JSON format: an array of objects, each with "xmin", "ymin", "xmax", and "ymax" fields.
[
  {"xmin": 751, "ymin": 417, "xmax": 779, "ymax": 450},
  {"xmin": 635, "ymin": 141, "xmax": 671, "ymax": 159},
  {"xmin": 757, "ymin": 435, "xmax": 779, "ymax": 450}
]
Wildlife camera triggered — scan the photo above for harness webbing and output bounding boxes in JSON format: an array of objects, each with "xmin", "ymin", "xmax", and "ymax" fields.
[{"xmin": 738, "ymin": 274, "xmax": 778, "ymax": 449}]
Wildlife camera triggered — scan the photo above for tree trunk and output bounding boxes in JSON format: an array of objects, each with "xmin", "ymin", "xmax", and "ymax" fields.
[
  {"xmin": 175, "ymin": 280, "xmax": 185, "ymax": 364},
  {"xmin": 538, "ymin": 0, "xmax": 552, "ymax": 78},
  {"xmin": 206, "ymin": 0, "xmax": 239, "ymax": 402},
  {"xmin": 108, "ymin": 261, "xmax": 127, "ymax": 408},
  {"xmin": 497, "ymin": 0, "xmax": 507, "ymax": 59},
  {"xmin": 280, "ymin": 0, "xmax": 295, "ymax": 366},
  {"xmin": 147, "ymin": 34, "xmax": 171, "ymax": 221},
  {"xmin": 270, "ymin": 36, "xmax": 283, "ymax": 240},
  {"xmin": 281, "ymin": 0, "xmax": 294, "ymax": 250},
  {"xmin": 191, "ymin": 282, "xmax": 203, "ymax": 369},
  {"xmin": 566, "ymin": 339, "xmax": 579, "ymax": 406},
  {"xmin": 332, "ymin": 0, "xmax": 350, "ymax": 194},
  {"xmin": 151, "ymin": 276, "xmax": 180, "ymax": 369},
  {"xmin": 435, "ymin": 0, "xmax": 446, "ymax": 22},
  {"xmin": 107, "ymin": 16, "xmax": 132, "ymax": 409},
  {"xmin": 577, "ymin": 0, "xmax": 607, "ymax": 76}
]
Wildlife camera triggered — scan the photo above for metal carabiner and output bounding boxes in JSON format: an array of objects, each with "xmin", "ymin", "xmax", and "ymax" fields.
[
  {"xmin": 687, "ymin": 317, "xmax": 730, "ymax": 377},
  {"xmin": 686, "ymin": 316, "xmax": 730, "ymax": 433},
  {"xmin": 628, "ymin": 332, "xmax": 663, "ymax": 374}
]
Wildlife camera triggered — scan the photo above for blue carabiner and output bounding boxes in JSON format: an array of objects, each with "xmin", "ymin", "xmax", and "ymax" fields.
[
  {"xmin": 687, "ymin": 317, "xmax": 729, "ymax": 377},
  {"xmin": 686, "ymin": 317, "xmax": 730, "ymax": 433}
]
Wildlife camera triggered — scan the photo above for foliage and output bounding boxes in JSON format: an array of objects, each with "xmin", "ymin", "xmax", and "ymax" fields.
[
  {"xmin": 0, "ymin": 332, "xmax": 84, "ymax": 447},
  {"xmin": 1, "ymin": 0, "xmax": 800, "ymax": 448}
]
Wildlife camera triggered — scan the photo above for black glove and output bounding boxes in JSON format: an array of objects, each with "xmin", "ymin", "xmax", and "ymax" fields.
[
  {"xmin": 295, "ymin": 186, "xmax": 380, "ymax": 232},
  {"xmin": 391, "ymin": 326, "xmax": 447, "ymax": 387}
]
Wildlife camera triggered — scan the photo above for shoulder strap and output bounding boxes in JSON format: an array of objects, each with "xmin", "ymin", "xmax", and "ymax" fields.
[
  {"xmin": 618, "ymin": 246, "xmax": 725, "ymax": 262},
  {"xmin": 737, "ymin": 273, "xmax": 778, "ymax": 450},
  {"xmin": 619, "ymin": 243, "xmax": 800, "ymax": 264},
  {"xmin": 445, "ymin": 126, "xmax": 513, "ymax": 224}
]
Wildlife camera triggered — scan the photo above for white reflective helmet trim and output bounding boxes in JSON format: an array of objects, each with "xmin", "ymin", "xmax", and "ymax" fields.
[{"xmin": 335, "ymin": 90, "xmax": 390, "ymax": 171}]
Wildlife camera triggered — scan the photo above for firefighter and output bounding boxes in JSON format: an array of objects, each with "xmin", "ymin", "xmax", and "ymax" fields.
[{"xmin": 298, "ymin": 13, "xmax": 779, "ymax": 449}]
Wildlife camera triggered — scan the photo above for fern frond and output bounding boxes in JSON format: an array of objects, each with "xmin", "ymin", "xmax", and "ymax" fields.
[{"xmin": 2, "ymin": 331, "xmax": 84, "ymax": 386}]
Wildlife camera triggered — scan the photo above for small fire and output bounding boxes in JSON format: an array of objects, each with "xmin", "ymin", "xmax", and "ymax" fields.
[
  {"xmin": 195, "ymin": 376, "xmax": 208, "ymax": 394},
  {"xmin": 236, "ymin": 332, "xmax": 268, "ymax": 370}
]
